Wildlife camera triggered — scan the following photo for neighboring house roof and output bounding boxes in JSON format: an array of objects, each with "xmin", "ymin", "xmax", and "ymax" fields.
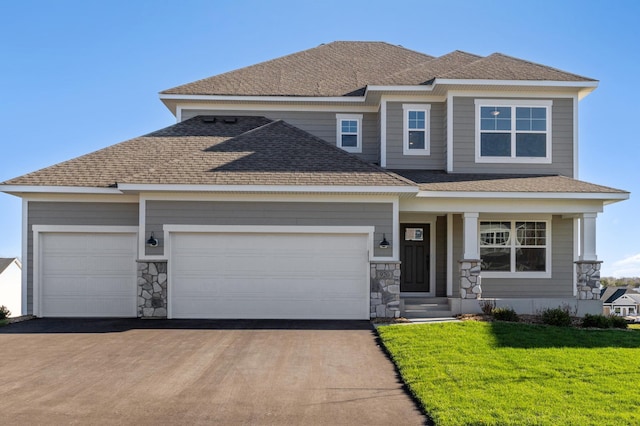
[
  {"xmin": 603, "ymin": 288, "xmax": 628, "ymax": 304},
  {"xmin": 2, "ymin": 116, "xmax": 413, "ymax": 188},
  {"xmin": 391, "ymin": 170, "xmax": 627, "ymax": 194},
  {"xmin": 161, "ymin": 41, "xmax": 596, "ymax": 97},
  {"xmin": 0, "ymin": 258, "xmax": 20, "ymax": 274},
  {"xmin": 614, "ymin": 294, "xmax": 640, "ymax": 305}
]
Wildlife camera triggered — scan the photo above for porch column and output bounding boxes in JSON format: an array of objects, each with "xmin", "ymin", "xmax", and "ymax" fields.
[
  {"xmin": 460, "ymin": 212, "xmax": 482, "ymax": 299},
  {"xmin": 576, "ymin": 213, "xmax": 601, "ymax": 300},
  {"xmin": 579, "ymin": 213, "xmax": 598, "ymax": 261}
]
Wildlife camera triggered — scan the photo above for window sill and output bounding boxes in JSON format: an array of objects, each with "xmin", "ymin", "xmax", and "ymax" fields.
[{"xmin": 476, "ymin": 157, "xmax": 551, "ymax": 164}]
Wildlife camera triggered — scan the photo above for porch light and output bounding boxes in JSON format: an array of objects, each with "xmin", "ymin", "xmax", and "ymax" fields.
[
  {"xmin": 379, "ymin": 234, "xmax": 390, "ymax": 249},
  {"xmin": 146, "ymin": 232, "xmax": 159, "ymax": 247}
]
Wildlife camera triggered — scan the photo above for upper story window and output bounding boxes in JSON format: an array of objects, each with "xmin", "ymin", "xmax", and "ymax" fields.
[
  {"xmin": 336, "ymin": 114, "xmax": 362, "ymax": 153},
  {"xmin": 480, "ymin": 220, "xmax": 550, "ymax": 278},
  {"xmin": 475, "ymin": 100, "xmax": 552, "ymax": 164},
  {"xmin": 403, "ymin": 104, "xmax": 431, "ymax": 155}
]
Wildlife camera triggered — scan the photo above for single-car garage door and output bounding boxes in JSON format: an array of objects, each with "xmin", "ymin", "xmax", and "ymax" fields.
[
  {"xmin": 39, "ymin": 233, "xmax": 137, "ymax": 317},
  {"xmin": 170, "ymin": 231, "xmax": 370, "ymax": 319}
]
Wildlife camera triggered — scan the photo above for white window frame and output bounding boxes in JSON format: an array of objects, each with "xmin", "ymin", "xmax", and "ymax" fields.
[
  {"xmin": 479, "ymin": 219, "xmax": 551, "ymax": 279},
  {"xmin": 403, "ymin": 104, "xmax": 431, "ymax": 156},
  {"xmin": 336, "ymin": 114, "xmax": 362, "ymax": 153},
  {"xmin": 475, "ymin": 99, "xmax": 552, "ymax": 164}
]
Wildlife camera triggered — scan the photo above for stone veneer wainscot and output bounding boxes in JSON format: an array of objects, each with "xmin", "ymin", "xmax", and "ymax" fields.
[
  {"xmin": 370, "ymin": 261, "xmax": 401, "ymax": 318},
  {"xmin": 137, "ymin": 261, "xmax": 168, "ymax": 318}
]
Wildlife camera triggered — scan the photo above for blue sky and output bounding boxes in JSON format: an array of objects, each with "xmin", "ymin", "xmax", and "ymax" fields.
[{"xmin": 1, "ymin": 0, "xmax": 638, "ymax": 276}]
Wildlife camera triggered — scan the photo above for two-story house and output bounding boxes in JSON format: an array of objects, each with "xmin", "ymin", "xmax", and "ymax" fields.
[{"xmin": 1, "ymin": 41, "xmax": 628, "ymax": 319}]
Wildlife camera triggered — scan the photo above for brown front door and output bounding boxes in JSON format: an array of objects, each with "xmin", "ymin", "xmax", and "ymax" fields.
[{"xmin": 400, "ymin": 224, "xmax": 430, "ymax": 292}]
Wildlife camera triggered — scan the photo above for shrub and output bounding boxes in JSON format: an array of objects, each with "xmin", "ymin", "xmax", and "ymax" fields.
[
  {"xmin": 609, "ymin": 315, "xmax": 629, "ymax": 329},
  {"xmin": 0, "ymin": 305, "xmax": 11, "ymax": 320},
  {"xmin": 479, "ymin": 299, "xmax": 496, "ymax": 315},
  {"xmin": 541, "ymin": 306, "xmax": 572, "ymax": 327},
  {"xmin": 581, "ymin": 314, "xmax": 612, "ymax": 329},
  {"xmin": 492, "ymin": 307, "xmax": 519, "ymax": 322}
]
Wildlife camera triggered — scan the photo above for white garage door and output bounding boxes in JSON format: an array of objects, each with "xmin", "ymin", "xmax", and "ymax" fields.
[
  {"xmin": 170, "ymin": 232, "xmax": 370, "ymax": 319},
  {"xmin": 40, "ymin": 233, "xmax": 137, "ymax": 317}
]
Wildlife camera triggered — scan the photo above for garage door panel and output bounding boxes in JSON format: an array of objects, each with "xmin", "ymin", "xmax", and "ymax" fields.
[
  {"xmin": 171, "ymin": 232, "xmax": 369, "ymax": 319},
  {"xmin": 40, "ymin": 233, "xmax": 137, "ymax": 317}
]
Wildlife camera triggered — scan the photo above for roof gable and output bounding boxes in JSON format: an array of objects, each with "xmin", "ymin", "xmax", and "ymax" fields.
[{"xmin": 0, "ymin": 258, "xmax": 19, "ymax": 274}]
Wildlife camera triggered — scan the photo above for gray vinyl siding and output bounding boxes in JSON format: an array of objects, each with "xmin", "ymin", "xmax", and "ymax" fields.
[
  {"xmin": 443, "ymin": 99, "xmax": 448, "ymax": 170},
  {"xmin": 181, "ymin": 109, "xmax": 380, "ymax": 164},
  {"xmin": 452, "ymin": 97, "xmax": 574, "ymax": 176},
  {"xmin": 26, "ymin": 202, "xmax": 139, "ymax": 315},
  {"xmin": 146, "ymin": 201, "xmax": 393, "ymax": 257},
  {"xmin": 451, "ymin": 215, "xmax": 574, "ymax": 298},
  {"xmin": 435, "ymin": 215, "xmax": 447, "ymax": 297},
  {"xmin": 385, "ymin": 102, "xmax": 446, "ymax": 169}
]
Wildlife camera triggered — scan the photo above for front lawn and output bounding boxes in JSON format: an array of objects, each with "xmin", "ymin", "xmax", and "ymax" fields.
[{"xmin": 377, "ymin": 321, "xmax": 640, "ymax": 426}]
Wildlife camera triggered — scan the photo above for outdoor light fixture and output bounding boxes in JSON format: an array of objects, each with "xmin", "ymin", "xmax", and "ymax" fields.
[
  {"xmin": 379, "ymin": 234, "xmax": 390, "ymax": 249},
  {"xmin": 146, "ymin": 232, "xmax": 159, "ymax": 247}
]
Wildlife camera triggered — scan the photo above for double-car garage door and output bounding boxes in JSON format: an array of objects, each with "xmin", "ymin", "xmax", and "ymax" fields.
[{"xmin": 37, "ymin": 229, "xmax": 370, "ymax": 319}]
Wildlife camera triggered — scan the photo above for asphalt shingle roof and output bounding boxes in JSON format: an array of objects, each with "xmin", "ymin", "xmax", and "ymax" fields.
[
  {"xmin": 3, "ymin": 116, "xmax": 412, "ymax": 188},
  {"xmin": 0, "ymin": 258, "xmax": 18, "ymax": 274},
  {"xmin": 392, "ymin": 170, "xmax": 627, "ymax": 194},
  {"xmin": 161, "ymin": 41, "xmax": 596, "ymax": 97},
  {"xmin": 162, "ymin": 41, "xmax": 435, "ymax": 97}
]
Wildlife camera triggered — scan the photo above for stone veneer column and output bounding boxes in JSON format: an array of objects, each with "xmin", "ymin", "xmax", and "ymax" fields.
[
  {"xmin": 137, "ymin": 261, "xmax": 168, "ymax": 318},
  {"xmin": 459, "ymin": 260, "xmax": 482, "ymax": 299},
  {"xmin": 575, "ymin": 260, "xmax": 603, "ymax": 300},
  {"xmin": 370, "ymin": 261, "xmax": 401, "ymax": 318}
]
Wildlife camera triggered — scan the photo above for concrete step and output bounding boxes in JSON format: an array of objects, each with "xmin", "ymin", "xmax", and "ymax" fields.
[{"xmin": 401, "ymin": 297, "xmax": 453, "ymax": 319}]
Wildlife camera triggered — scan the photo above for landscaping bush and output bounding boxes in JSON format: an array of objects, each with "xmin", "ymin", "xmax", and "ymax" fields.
[
  {"xmin": 581, "ymin": 314, "xmax": 612, "ymax": 329},
  {"xmin": 0, "ymin": 305, "xmax": 10, "ymax": 320},
  {"xmin": 541, "ymin": 306, "xmax": 572, "ymax": 327},
  {"xmin": 609, "ymin": 315, "xmax": 629, "ymax": 329},
  {"xmin": 479, "ymin": 299, "xmax": 496, "ymax": 315},
  {"xmin": 492, "ymin": 307, "xmax": 519, "ymax": 322}
]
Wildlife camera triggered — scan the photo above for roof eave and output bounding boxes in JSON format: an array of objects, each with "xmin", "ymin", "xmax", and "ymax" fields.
[
  {"xmin": 117, "ymin": 183, "xmax": 418, "ymax": 194},
  {"xmin": 417, "ymin": 190, "xmax": 629, "ymax": 203},
  {"xmin": 0, "ymin": 185, "xmax": 124, "ymax": 195}
]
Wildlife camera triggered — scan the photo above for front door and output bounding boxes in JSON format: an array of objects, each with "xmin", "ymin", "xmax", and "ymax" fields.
[{"xmin": 400, "ymin": 224, "xmax": 430, "ymax": 293}]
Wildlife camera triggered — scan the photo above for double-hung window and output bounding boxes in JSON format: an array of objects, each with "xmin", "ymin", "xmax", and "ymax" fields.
[
  {"xmin": 475, "ymin": 100, "xmax": 552, "ymax": 163},
  {"xmin": 403, "ymin": 104, "xmax": 430, "ymax": 155},
  {"xmin": 336, "ymin": 114, "xmax": 362, "ymax": 153},
  {"xmin": 480, "ymin": 220, "xmax": 550, "ymax": 278}
]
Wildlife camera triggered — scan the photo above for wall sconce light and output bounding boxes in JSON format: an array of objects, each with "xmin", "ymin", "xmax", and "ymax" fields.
[
  {"xmin": 146, "ymin": 232, "xmax": 159, "ymax": 247},
  {"xmin": 379, "ymin": 234, "xmax": 390, "ymax": 249}
]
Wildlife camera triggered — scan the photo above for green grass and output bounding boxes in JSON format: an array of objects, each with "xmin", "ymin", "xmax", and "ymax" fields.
[{"xmin": 377, "ymin": 321, "xmax": 640, "ymax": 426}]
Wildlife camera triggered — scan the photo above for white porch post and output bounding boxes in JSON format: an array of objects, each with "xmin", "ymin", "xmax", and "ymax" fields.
[
  {"xmin": 579, "ymin": 213, "xmax": 598, "ymax": 261},
  {"xmin": 463, "ymin": 212, "xmax": 480, "ymax": 260},
  {"xmin": 459, "ymin": 212, "xmax": 482, "ymax": 302},
  {"xmin": 576, "ymin": 212, "xmax": 602, "ymax": 301}
]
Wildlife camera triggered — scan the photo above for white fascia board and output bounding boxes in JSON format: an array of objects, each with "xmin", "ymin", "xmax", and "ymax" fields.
[
  {"xmin": 1, "ymin": 185, "xmax": 123, "ymax": 195},
  {"xmin": 141, "ymin": 192, "xmax": 398, "ymax": 203},
  {"xmin": 365, "ymin": 85, "xmax": 434, "ymax": 93},
  {"xmin": 159, "ymin": 93, "xmax": 366, "ymax": 103},
  {"xmin": 118, "ymin": 183, "xmax": 418, "ymax": 194},
  {"xmin": 416, "ymin": 191, "xmax": 629, "ymax": 201},
  {"xmin": 434, "ymin": 79, "xmax": 599, "ymax": 89},
  {"xmin": 164, "ymin": 224, "xmax": 375, "ymax": 235},
  {"xmin": 176, "ymin": 102, "xmax": 378, "ymax": 113}
]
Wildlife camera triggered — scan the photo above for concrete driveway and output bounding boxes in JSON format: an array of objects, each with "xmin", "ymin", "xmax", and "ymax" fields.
[{"xmin": 0, "ymin": 319, "xmax": 426, "ymax": 425}]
